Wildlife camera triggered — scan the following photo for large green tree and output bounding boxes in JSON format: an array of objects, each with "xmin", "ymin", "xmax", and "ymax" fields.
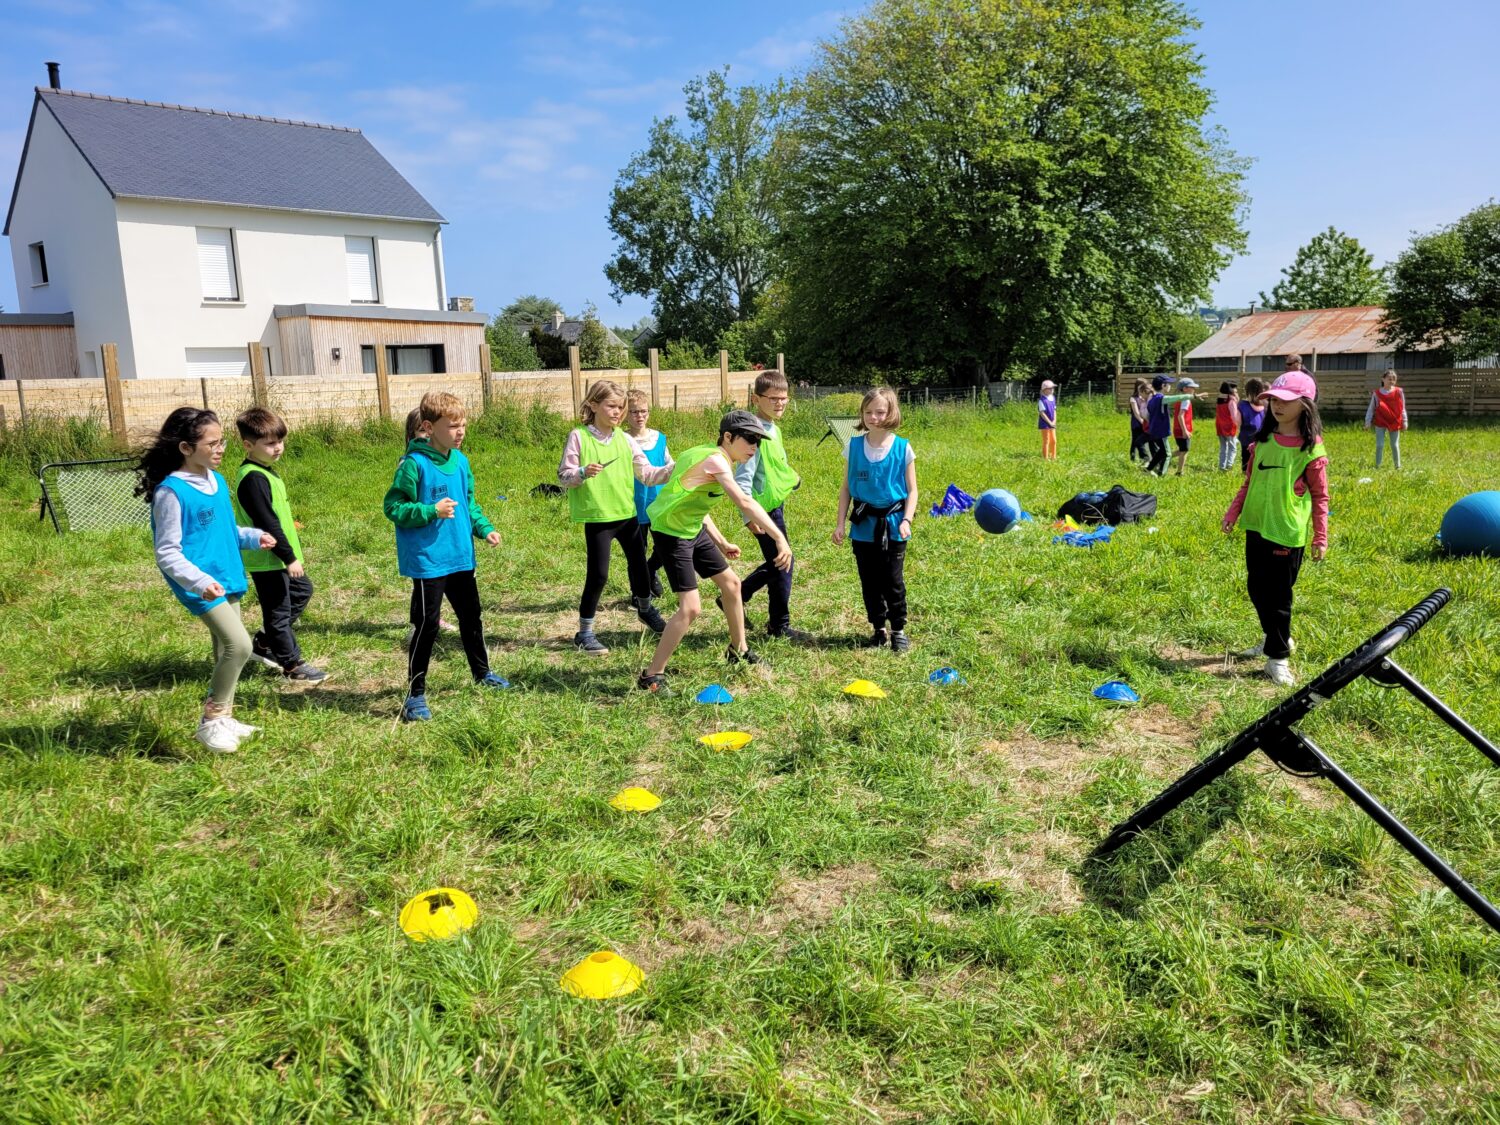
[
  {"xmin": 1258, "ymin": 227, "xmax": 1388, "ymax": 310},
  {"xmin": 606, "ymin": 69, "xmax": 788, "ymax": 346},
  {"xmin": 1382, "ymin": 201, "xmax": 1500, "ymax": 361},
  {"xmin": 497, "ymin": 294, "xmax": 563, "ymax": 332},
  {"xmin": 775, "ymin": 0, "xmax": 1246, "ymax": 383}
]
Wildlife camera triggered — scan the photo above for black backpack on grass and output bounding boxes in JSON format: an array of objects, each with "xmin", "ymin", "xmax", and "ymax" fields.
[{"xmin": 1102, "ymin": 484, "xmax": 1156, "ymax": 524}]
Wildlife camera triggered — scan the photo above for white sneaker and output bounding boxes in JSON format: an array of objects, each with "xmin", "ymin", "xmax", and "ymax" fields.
[
  {"xmin": 224, "ymin": 717, "xmax": 260, "ymax": 738},
  {"xmin": 1264, "ymin": 658, "xmax": 1295, "ymax": 686},
  {"xmin": 194, "ymin": 716, "xmax": 241, "ymax": 753},
  {"xmin": 1238, "ymin": 638, "xmax": 1295, "ymax": 659}
]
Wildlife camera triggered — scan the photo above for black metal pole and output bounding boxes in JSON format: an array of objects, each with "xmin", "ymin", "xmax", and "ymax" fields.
[
  {"xmin": 1301, "ymin": 733, "xmax": 1500, "ymax": 936},
  {"xmin": 1092, "ymin": 738, "xmax": 1258, "ymax": 855},
  {"xmin": 1372, "ymin": 657, "xmax": 1500, "ymax": 769}
]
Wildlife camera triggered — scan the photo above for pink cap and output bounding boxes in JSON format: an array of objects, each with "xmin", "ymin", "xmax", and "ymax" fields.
[
  {"xmin": 1264, "ymin": 371, "xmax": 1317, "ymax": 401},
  {"xmin": 1040, "ymin": 379, "xmax": 1056, "ymax": 390}
]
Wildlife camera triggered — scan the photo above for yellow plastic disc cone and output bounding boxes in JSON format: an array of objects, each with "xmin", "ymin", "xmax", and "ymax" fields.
[
  {"xmin": 399, "ymin": 887, "xmax": 478, "ymax": 942},
  {"xmin": 842, "ymin": 679, "xmax": 887, "ymax": 699},
  {"xmin": 560, "ymin": 950, "xmax": 644, "ymax": 999},
  {"xmin": 698, "ymin": 730, "xmax": 753, "ymax": 750},
  {"xmin": 609, "ymin": 786, "xmax": 662, "ymax": 812}
]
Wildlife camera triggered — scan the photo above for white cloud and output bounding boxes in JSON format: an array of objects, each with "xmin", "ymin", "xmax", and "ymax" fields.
[
  {"xmin": 736, "ymin": 9, "xmax": 849, "ymax": 76},
  {"xmin": 224, "ymin": 0, "xmax": 301, "ymax": 33}
]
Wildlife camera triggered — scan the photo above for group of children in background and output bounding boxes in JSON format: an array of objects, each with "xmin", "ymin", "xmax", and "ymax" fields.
[
  {"xmin": 137, "ymin": 373, "xmax": 918, "ymax": 750},
  {"xmin": 136, "ymin": 355, "xmax": 1412, "ymax": 749}
]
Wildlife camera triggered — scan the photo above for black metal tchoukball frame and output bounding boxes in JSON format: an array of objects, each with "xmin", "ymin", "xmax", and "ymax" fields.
[{"xmin": 1093, "ymin": 588, "xmax": 1500, "ymax": 935}]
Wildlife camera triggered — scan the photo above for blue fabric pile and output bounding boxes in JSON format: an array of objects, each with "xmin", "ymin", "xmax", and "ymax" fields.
[{"xmin": 1051, "ymin": 525, "xmax": 1115, "ymax": 548}]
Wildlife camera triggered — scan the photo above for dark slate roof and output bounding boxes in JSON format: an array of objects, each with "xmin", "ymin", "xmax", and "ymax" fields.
[
  {"xmin": 5, "ymin": 88, "xmax": 443, "ymax": 234},
  {"xmin": 542, "ymin": 319, "xmax": 627, "ymax": 348}
]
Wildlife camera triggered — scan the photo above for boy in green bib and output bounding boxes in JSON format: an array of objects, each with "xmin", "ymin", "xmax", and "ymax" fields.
[
  {"xmin": 639, "ymin": 410, "xmax": 793, "ymax": 695},
  {"xmin": 232, "ymin": 408, "xmax": 326, "ymax": 682},
  {"xmin": 733, "ymin": 369, "xmax": 812, "ymax": 642}
]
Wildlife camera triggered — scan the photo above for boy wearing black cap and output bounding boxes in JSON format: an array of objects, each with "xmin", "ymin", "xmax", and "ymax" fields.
[{"xmin": 638, "ymin": 410, "xmax": 793, "ymax": 695}]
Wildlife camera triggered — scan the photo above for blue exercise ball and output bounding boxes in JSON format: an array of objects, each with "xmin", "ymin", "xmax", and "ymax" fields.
[
  {"xmin": 975, "ymin": 488, "xmax": 1022, "ymax": 534},
  {"xmin": 1439, "ymin": 491, "xmax": 1500, "ymax": 557}
]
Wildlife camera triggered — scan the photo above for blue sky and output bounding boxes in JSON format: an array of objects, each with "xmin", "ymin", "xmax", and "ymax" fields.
[{"xmin": 2, "ymin": 0, "xmax": 1497, "ymax": 326}]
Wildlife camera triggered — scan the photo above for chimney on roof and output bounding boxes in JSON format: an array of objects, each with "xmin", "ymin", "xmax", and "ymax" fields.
[
  {"xmin": 45, "ymin": 62, "xmax": 60, "ymax": 90},
  {"xmin": 447, "ymin": 296, "xmax": 475, "ymax": 312},
  {"xmin": 551, "ymin": 310, "xmax": 566, "ymax": 330}
]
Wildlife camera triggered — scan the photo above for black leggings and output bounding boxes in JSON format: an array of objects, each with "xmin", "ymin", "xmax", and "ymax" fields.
[
  {"xmin": 408, "ymin": 570, "xmax": 489, "ymax": 695},
  {"xmin": 1146, "ymin": 436, "xmax": 1169, "ymax": 474},
  {"xmin": 1129, "ymin": 429, "xmax": 1149, "ymax": 461},
  {"xmin": 852, "ymin": 538, "xmax": 908, "ymax": 632},
  {"xmin": 580, "ymin": 517, "xmax": 651, "ymax": 617},
  {"xmin": 1245, "ymin": 530, "xmax": 1304, "ymax": 660}
]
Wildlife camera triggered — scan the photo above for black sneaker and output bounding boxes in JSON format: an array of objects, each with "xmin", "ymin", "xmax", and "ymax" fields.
[
  {"xmin": 250, "ymin": 637, "xmax": 282, "ymax": 673},
  {"xmin": 637, "ymin": 671, "xmax": 671, "ymax": 695},
  {"xmin": 574, "ymin": 630, "xmax": 610, "ymax": 656},
  {"xmin": 284, "ymin": 662, "xmax": 328, "ymax": 682},
  {"xmin": 725, "ymin": 645, "xmax": 763, "ymax": 666},
  {"xmin": 715, "ymin": 595, "xmax": 753, "ymax": 634},
  {"xmin": 863, "ymin": 628, "xmax": 888, "ymax": 649},
  {"xmin": 890, "ymin": 631, "xmax": 911, "ymax": 654},
  {"xmin": 632, "ymin": 596, "xmax": 667, "ymax": 635},
  {"xmin": 768, "ymin": 625, "xmax": 815, "ymax": 644}
]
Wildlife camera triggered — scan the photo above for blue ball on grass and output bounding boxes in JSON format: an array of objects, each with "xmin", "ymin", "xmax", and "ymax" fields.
[
  {"xmin": 1438, "ymin": 491, "xmax": 1500, "ymax": 558},
  {"xmin": 974, "ymin": 488, "xmax": 1022, "ymax": 535}
]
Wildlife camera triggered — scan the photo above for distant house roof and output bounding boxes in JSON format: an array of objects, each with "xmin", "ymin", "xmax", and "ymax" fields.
[
  {"xmin": 632, "ymin": 326, "xmax": 656, "ymax": 348},
  {"xmin": 540, "ymin": 314, "xmax": 626, "ymax": 349},
  {"xmin": 1185, "ymin": 306, "xmax": 1432, "ymax": 359},
  {"xmin": 5, "ymin": 87, "xmax": 444, "ymax": 235}
]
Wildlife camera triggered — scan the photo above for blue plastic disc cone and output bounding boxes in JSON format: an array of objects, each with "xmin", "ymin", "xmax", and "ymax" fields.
[
  {"xmin": 1092, "ymin": 681, "xmax": 1140, "ymax": 705},
  {"xmin": 929, "ymin": 666, "xmax": 965, "ymax": 685},
  {"xmin": 695, "ymin": 684, "xmax": 734, "ymax": 704}
]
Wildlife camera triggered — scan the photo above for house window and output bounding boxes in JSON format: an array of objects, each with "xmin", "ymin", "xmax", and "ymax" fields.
[
  {"xmin": 1393, "ymin": 351, "xmax": 1439, "ymax": 370},
  {"xmin": 387, "ymin": 345, "xmax": 445, "ymax": 375},
  {"xmin": 361, "ymin": 345, "xmax": 377, "ymax": 373},
  {"xmin": 0, "ymin": 353, "xmax": 6, "ymax": 379},
  {"xmin": 185, "ymin": 347, "xmax": 250, "ymax": 377},
  {"xmin": 196, "ymin": 228, "xmax": 240, "ymax": 301},
  {"xmin": 28, "ymin": 242, "xmax": 48, "ymax": 286},
  {"xmin": 346, "ymin": 236, "xmax": 380, "ymax": 303}
]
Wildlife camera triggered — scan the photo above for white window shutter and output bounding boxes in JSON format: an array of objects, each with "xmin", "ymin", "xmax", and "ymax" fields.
[
  {"xmin": 196, "ymin": 228, "xmax": 238, "ymax": 300},
  {"xmin": 346, "ymin": 236, "xmax": 378, "ymax": 302},
  {"xmin": 185, "ymin": 347, "xmax": 250, "ymax": 377}
]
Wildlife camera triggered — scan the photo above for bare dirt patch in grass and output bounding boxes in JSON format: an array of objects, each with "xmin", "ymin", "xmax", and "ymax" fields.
[{"xmin": 950, "ymin": 828, "xmax": 1083, "ymax": 913}]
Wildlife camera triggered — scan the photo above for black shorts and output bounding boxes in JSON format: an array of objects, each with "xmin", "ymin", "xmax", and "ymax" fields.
[
  {"xmin": 1175, "ymin": 437, "xmax": 1191, "ymax": 452},
  {"xmin": 651, "ymin": 527, "xmax": 728, "ymax": 593}
]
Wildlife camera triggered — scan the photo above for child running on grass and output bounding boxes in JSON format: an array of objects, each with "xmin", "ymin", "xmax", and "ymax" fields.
[
  {"xmin": 1365, "ymin": 369, "xmax": 1408, "ymax": 468},
  {"xmin": 1222, "ymin": 371, "xmax": 1329, "ymax": 686},
  {"xmin": 1215, "ymin": 380, "xmax": 1240, "ymax": 471},
  {"xmin": 1038, "ymin": 379, "xmax": 1058, "ymax": 460},
  {"xmin": 557, "ymin": 379, "xmax": 674, "ymax": 656},
  {"xmin": 734, "ymin": 369, "xmax": 813, "ymax": 642},
  {"xmin": 833, "ymin": 386, "xmax": 919, "ymax": 652},
  {"xmin": 624, "ymin": 388, "xmax": 670, "ymax": 598},
  {"xmin": 384, "ymin": 391, "xmax": 509, "ymax": 722},
  {"xmin": 136, "ymin": 407, "xmax": 277, "ymax": 753},
  {"xmin": 232, "ymin": 407, "xmax": 326, "ymax": 683},
  {"xmin": 637, "ymin": 410, "xmax": 792, "ymax": 695}
]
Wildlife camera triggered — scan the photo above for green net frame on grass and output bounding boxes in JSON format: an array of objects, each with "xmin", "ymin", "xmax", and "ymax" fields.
[
  {"xmin": 817, "ymin": 417, "xmax": 861, "ymax": 448},
  {"xmin": 38, "ymin": 458, "xmax": 150, "ymax": 534}
]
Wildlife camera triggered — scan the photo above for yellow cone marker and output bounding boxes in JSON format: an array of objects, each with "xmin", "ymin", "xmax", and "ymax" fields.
[
  {"xmin": 560, "ymin": 950, "xmax": 645, "ymax": 999},
  {"xmin": 698, "ymin": 730, "xmax": 753, "ymax": 750},
  {"xmin": 399, "ymin": 887, "xmax": 478, "ymax": 942},
  {"xmin": 609, "ymin": 787, "xmax": 662, "ymax": 812},
  {"xmin": 842, "ymin": 679, "xmax": 887, "ymax": 699}
]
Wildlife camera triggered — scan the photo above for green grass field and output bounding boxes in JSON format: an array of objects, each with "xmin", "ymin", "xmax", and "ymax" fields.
[{"xmin": 2, "ymin": 398, "xmax": 1498, "ymax": 1122}]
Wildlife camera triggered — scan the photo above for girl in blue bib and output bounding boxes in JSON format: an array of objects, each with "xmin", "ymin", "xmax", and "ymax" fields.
[
  {"xmin": 137, "ymin": 408, "xmax": 275, "ymax": 754},
  {"xmin": 832, "ymin": 387, "xmax": 919, "ymax": 651}
]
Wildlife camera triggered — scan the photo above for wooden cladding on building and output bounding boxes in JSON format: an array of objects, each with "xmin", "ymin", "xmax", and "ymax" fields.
[
  {"xmin": 276, "ymin": 315, "xmax": 484, "ymax": 378},
  {"xmin": 0, "ymin": 323, "xmax": 79, "ymax": 380}
]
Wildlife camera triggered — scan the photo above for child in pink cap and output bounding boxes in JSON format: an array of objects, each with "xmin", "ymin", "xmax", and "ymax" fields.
[
  {"xmin": 1222, "ymin": 371, "xmax": 1330, "ymax": 686},
  {"xmin": 1038, "ymin": 380, "xmax": 1058, "ymax": 460}
]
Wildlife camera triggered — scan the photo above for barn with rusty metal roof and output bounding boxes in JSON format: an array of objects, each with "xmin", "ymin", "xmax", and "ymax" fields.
[{"xmin": 1185, "ymin": 306, "xmax": 1441, "ymax": 374}]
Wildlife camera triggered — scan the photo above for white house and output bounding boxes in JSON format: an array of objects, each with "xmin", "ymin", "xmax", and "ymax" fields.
[{"xmin": 1, "ymin": 65, "xmax": 484, "ymax": 381}]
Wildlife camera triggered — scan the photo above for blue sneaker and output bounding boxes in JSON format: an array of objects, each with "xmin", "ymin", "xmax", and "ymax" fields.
[
  {"xmin": 400, "ymin": 694, "xmax": 432, "ymax": 722},
  {"xmin": 477, "ymin": 672, "xmax": 512, "ymax": 690}
]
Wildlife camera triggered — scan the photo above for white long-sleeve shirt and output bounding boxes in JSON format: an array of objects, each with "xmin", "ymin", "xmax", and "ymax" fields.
[{"xmin": 151, "ymin": 471, "xmax": 264, "ymax": 595}]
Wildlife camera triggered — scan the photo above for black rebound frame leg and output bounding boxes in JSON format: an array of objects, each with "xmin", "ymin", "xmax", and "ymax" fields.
[{"xmin": 1092, "ymin": 588, "xmax": 1500, "ymax": 935}]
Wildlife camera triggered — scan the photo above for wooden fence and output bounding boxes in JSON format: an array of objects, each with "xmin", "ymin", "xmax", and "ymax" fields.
[
  {"xmin": 1114, "ymin": 366, "xmax": 1500, "ymax": 417},
  {"xmin": 0, "ymin": 344, "xmax": 779, "ymax": 441}
]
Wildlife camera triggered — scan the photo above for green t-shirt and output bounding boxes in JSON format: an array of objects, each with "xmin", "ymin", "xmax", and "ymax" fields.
[
  {"xmin": 233, "ymin": 461, "xmax": 303, "ymax": 572},
  {"xmin": 646, "ymin": 445, "xmax": 725, "ymax": 538},
  {"xmin": 1240, "ymin": 436, "xmax": 1327, "ymax": 548},
  {"xmin": 752, "ymin": 422, "xmax": 800, "ymax": 512}
]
